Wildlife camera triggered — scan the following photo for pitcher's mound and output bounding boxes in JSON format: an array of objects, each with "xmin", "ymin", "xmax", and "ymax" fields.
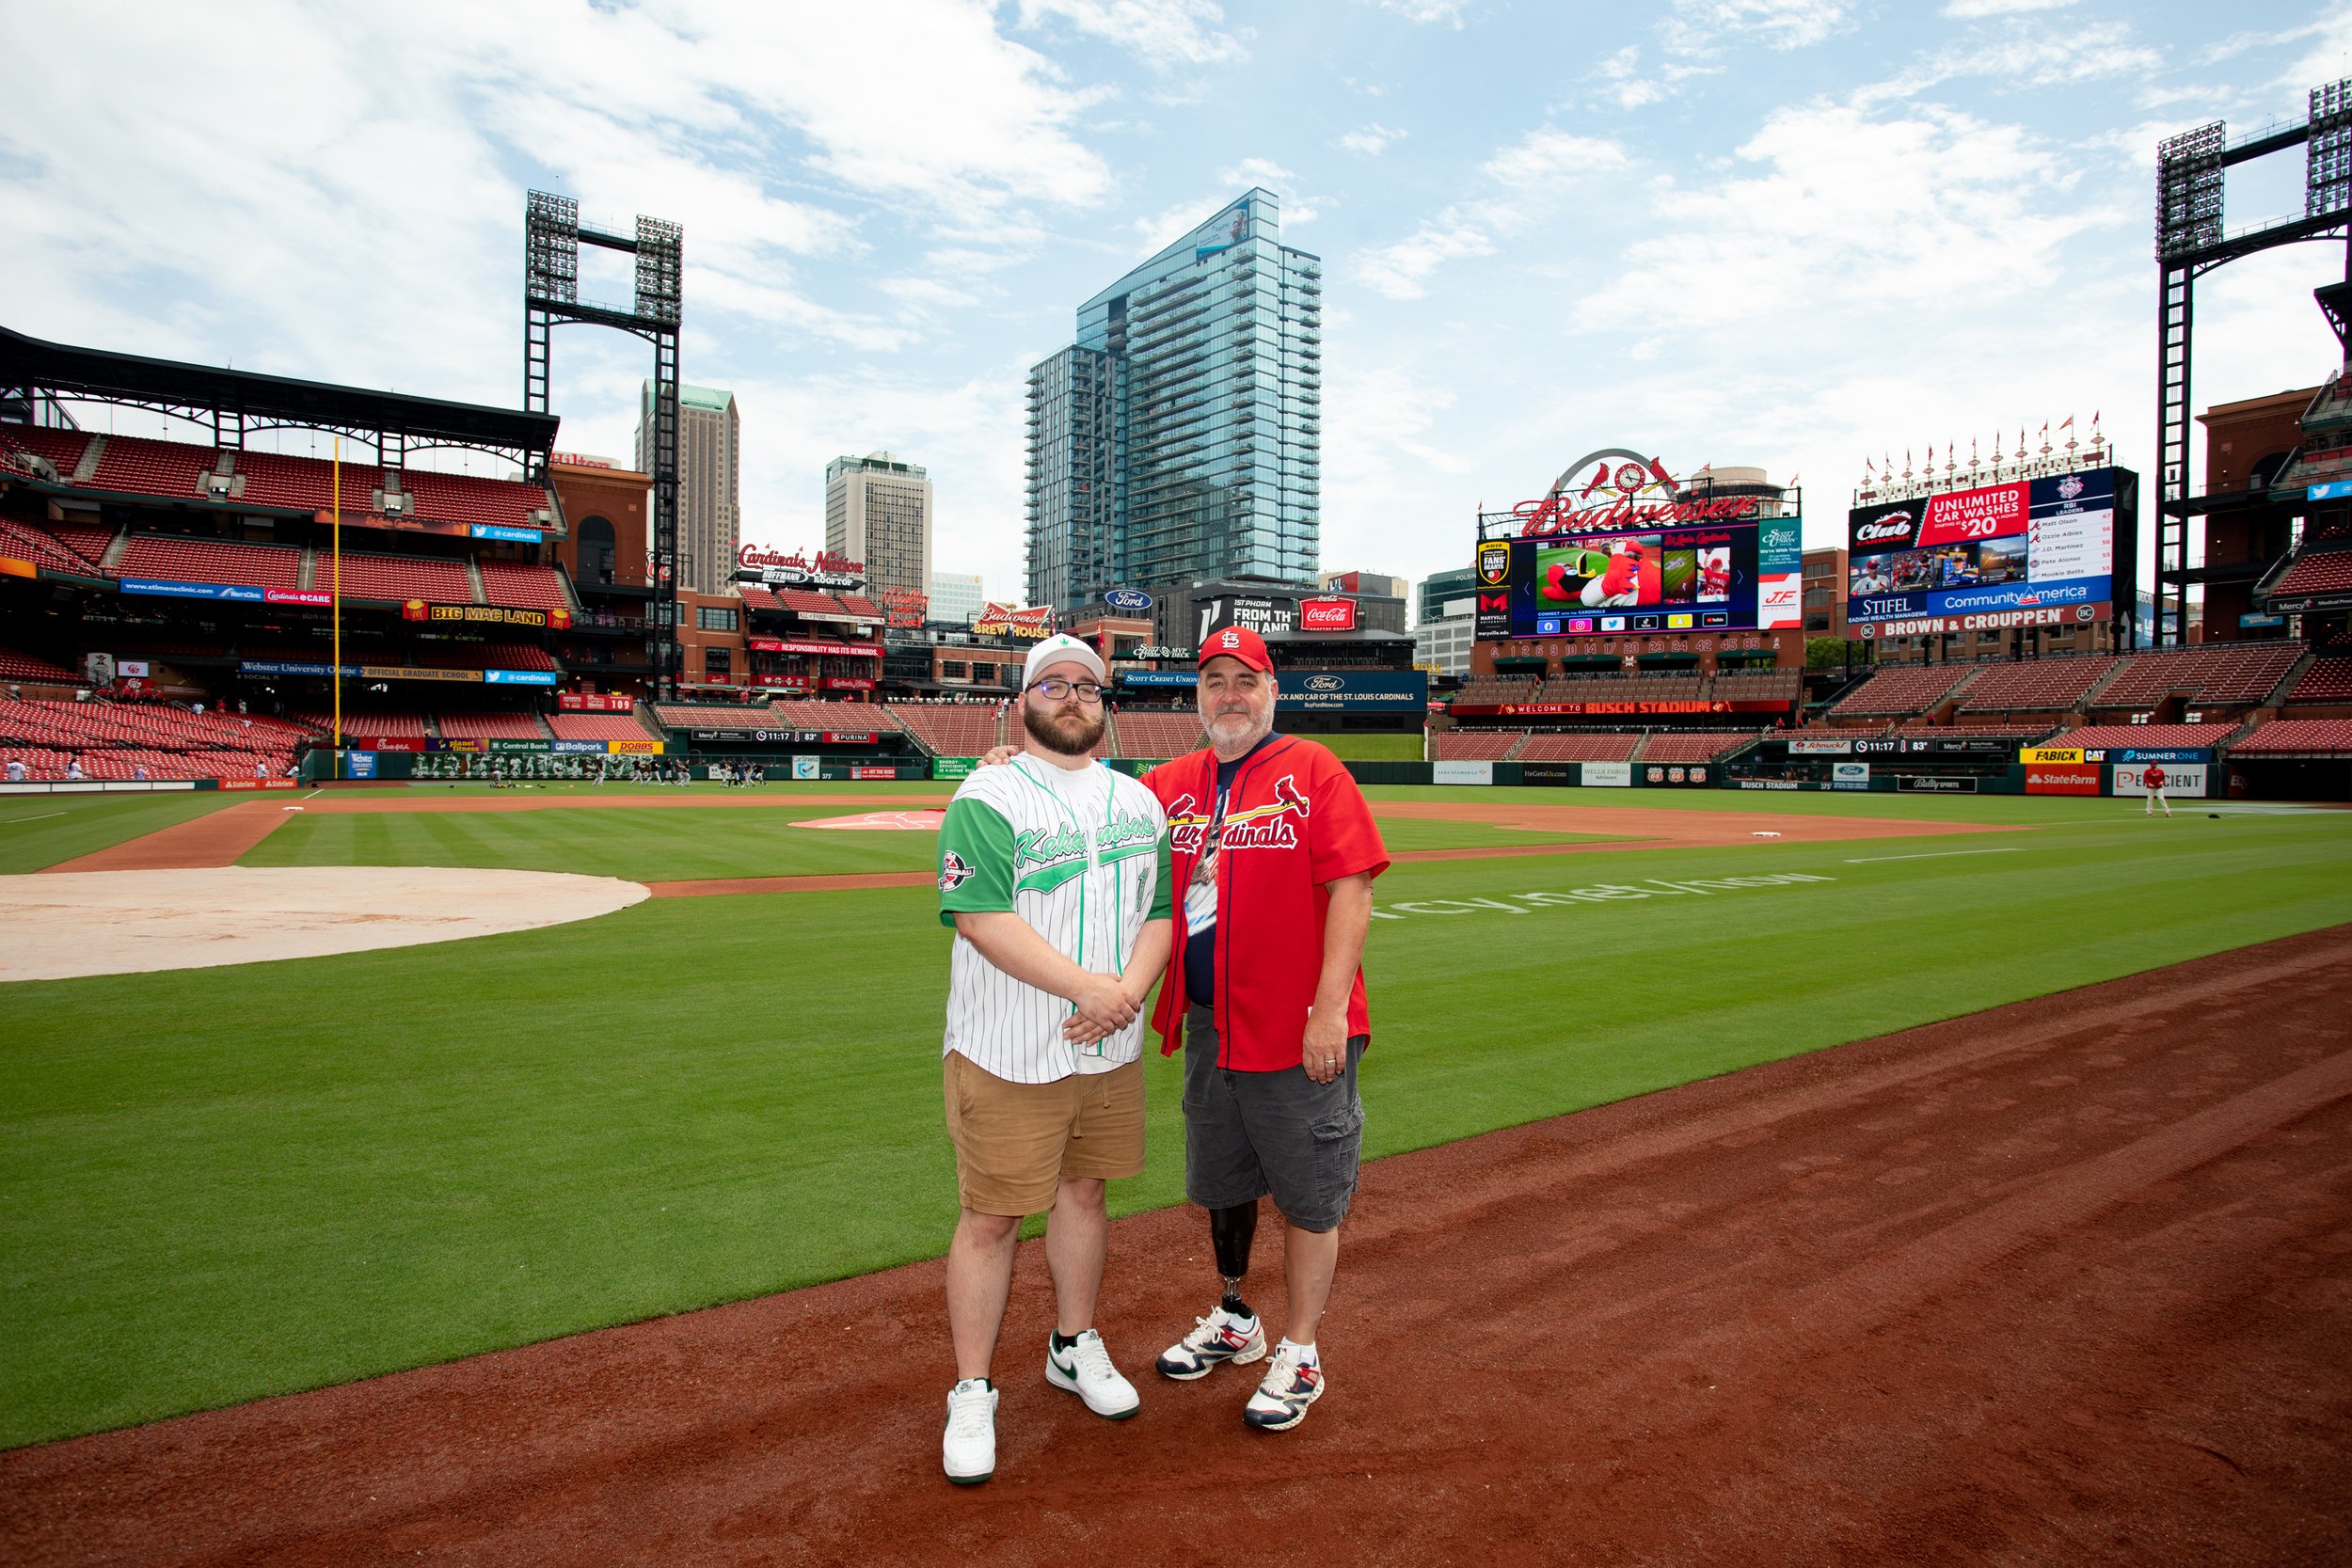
[
  {"xmin": 0, "ymin": 866, "xmax": 649, "ymax": 982},
  {"xmin": 790, "ymin": 809, "xmax": 946, "ymax": 831}
]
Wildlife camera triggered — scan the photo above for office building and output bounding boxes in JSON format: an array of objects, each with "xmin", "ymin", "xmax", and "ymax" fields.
[
  {"xmin": 929, "ymin": 569, "xmax": 987, "ymax": 626},
  {"xmin": 1418, "ymin": 566, "xmax": 1478, "ymax": 629},
  {"xmin": 1323, "ymin": 569, "xmax": 1406, "ymax": 600},
  {"xmin": 826, "ymin": 451, "xmax": 933, "ymax": 598},
  {"xmin": 1415, "ymin": 598, "xmax": 1477, "ymax": 678},
  {"xmin": 1025, "ymin": 188, "xmax": 1322, "ymax": 612},
  {"xmin": 635, "ymin": 381, "xmax": 739, "ymax": 594}
]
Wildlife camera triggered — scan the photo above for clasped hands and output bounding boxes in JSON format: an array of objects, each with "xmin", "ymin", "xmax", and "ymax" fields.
[{"xmin": 1065, "ymin": 970, "xmax": 1149, "ymax": 1045}]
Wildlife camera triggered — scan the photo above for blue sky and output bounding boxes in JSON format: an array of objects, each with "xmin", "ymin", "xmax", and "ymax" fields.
[{"xmin": 5, "ymin": 1, "xmax": 2348, "ymax": 608}]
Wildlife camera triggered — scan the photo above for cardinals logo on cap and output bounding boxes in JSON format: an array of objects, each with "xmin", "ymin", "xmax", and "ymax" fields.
[{"xmin": 1219, "ymin": 629, "xmax": 1242, "ymax": 648}]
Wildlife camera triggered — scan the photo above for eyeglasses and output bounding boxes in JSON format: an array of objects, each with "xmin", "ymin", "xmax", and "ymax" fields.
[{"xmin": 1029, "ymin": 677, "xmax": 1104, "ymax": 703}]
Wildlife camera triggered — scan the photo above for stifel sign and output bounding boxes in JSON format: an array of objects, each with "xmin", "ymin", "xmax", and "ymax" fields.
[{"xmin": 1511, "ymin": 454, "xmax": 1757, "ymax": 538}]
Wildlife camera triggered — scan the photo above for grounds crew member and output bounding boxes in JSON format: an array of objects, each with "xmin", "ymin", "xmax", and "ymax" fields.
[
  {"xmin": 1146, "ymin": 626, "xmax": 1388, "ymax": 1432},
  {"xmin": 933, "ymin": 632, "xmax": 1173, "ymax": 1484}
]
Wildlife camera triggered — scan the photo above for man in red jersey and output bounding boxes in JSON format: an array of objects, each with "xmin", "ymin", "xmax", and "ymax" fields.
[{"xmin": 1143, "ymin": 625, "xmax": 1389, "ymax": 1432}]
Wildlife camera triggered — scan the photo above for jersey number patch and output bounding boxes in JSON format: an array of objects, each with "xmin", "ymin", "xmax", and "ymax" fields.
[{"xmin": 939, "ymin": 851, "xmax": 974, "ymax": 893}]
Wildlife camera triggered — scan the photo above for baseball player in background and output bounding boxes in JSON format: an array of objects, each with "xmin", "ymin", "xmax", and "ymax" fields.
[
  {"xmin": 2142, "ymin": 762, "xmax": 2171, "ymax": 816},
  {"xmin": 931, "ymin": 633, "xmax": 1173, "ymax": 1485}
]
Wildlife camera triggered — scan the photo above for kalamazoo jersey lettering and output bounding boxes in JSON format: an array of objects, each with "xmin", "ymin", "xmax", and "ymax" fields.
[{"xmin": 937, "ymin": 755, "xmax": 1173, "ymax": 1085}]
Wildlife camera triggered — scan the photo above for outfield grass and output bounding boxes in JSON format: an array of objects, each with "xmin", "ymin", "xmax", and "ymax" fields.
[
  {"xmin": 0, "ymin": 792, "xmax": 258, "ymax": 876},
  {"xmin": 1300, "ymin": 733, "xmax": 1425, "ymax": 761},
  {"xmin": 3, "ymin": 792, "xmax": 2349, "ymax": 1446}
]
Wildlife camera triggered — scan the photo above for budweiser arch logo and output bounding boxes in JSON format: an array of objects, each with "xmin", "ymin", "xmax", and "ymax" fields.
[{"xmin": 1510, "ymin": 447, "xmax": 1759, "ymax": 537}]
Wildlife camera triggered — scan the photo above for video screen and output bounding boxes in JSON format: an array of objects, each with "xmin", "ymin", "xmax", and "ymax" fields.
[
  {"xmin": 1477, "ymin": 518, "xmax": 1791, "ymax": 639},
  {"xmin": 1846, "ymin": 467, "xmax": 2123, "ymax": 625}
]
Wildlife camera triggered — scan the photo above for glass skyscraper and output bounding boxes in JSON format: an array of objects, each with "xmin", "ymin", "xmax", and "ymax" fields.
[{"xmin": 1025, "ymin": 188, "xmax": 1322, "ymax": 612}]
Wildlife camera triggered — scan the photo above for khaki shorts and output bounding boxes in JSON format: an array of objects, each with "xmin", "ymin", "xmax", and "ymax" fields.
[{"xmin": 943, "ymin": 1051, "xmax": 1146, "ymax": 1216}]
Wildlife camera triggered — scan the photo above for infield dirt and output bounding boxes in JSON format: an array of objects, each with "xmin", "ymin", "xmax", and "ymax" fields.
[{"xmin": 3, "ymin": 927, "xmax": 2343, "ymax": 1566}]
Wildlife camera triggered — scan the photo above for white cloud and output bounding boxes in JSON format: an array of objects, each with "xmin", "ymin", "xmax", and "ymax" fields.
[
  {"xmin": 1365, "ymin": 0, "xmax": 1470, "ymax": 26},
  {"xmin": 1941, "ymin": 0, "xmax": 2076, "ymax": 17},
  {"xmin": 1339, "ymin": 124, "xmax": 1408, "ymax": 155},
  {"xmin": 1855, "ymin": 19, "xmax": 2166, "ymax": 107},
  {"xmin": 1218, "ymin": 157, "xmax": 1297, "ymax": 190},
  {"xmin": 1482, "ymin": 129, "xmax": 1630, "ymax": 185},
  {"xmin": 1667, "ymin": 0, "xmax": 1859, "ymax": 55},
  {"xmin": 1357, "ymin": 223, "xmax": 1497, "ymax": 300},
  {"xmin": 1014, "ymin": 0, "xmax": 1249, "ymax": 69}
]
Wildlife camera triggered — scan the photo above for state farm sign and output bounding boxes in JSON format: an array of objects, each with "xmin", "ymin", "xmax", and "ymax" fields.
[{"xmin": 1298, "ymin": 596, "xmax": 1358, "ymax": 631}]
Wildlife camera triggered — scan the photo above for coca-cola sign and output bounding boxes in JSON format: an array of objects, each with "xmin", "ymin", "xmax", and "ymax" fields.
[{"xmin": 1298, "ymin": 596, "xmax": 1358, "ymax": 631}]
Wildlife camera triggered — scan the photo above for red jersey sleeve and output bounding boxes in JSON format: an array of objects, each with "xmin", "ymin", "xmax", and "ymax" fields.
[{"xmin": 1306, "ymin": 744, "xmax": 1390, "ymax": 885}]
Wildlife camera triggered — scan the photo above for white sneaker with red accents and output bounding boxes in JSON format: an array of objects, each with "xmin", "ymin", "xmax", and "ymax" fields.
[
  {"xmin": 1155, "ymin": 1307, "xmax": 1268, "ymax": 1380},
  {"xmin": 1242, "ymin": 1343, "xmax": 1324, "ymax": 1431}
]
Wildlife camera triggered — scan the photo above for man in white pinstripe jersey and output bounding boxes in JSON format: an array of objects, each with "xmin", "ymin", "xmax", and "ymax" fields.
[{"xmin": 933, "ymin": 633, "xmax": 1174, "ymax": 1484}]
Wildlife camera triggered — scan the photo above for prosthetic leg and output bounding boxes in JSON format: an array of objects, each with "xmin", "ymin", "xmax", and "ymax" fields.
[{"xmin": 1211, "ymin": 1199, "xmax": 1259, "ymax": 1321}]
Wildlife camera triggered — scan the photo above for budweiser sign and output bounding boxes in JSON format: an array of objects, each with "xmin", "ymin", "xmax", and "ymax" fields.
[
  {"xmin": 1298, "ymin": 596, "xmax": 1358, "ymax": 631},
  {"xmin": 1510, "ymin": 453, "xmax": 1757, "ymax": 538},
  {"xmin": 973, "ymin": 602, "xmax": 1056, "ymax": 640}
]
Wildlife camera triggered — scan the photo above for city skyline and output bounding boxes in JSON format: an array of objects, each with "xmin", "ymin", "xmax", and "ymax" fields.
[{"xmin": 5, "ymin": 4, "xmax": 2346, "ymax": 605}]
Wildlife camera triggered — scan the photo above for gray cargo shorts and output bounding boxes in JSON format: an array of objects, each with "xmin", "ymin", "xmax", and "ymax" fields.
[{"xmin": 1182, "ymin": 1003, "xmax": 1366, "ymax": 1232}]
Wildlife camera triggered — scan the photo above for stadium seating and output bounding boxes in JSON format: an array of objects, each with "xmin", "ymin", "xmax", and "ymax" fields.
[
  {"xmin": 548, "ymin": 711, "xmax": 654, "ymax": 743},
  {"xmin": 1, "ymin": 425, "xmax": 92, "ymax": 477},
  {"xmin": 834, "ymin": 594, "xmax": 884, "ymax": 619},
  {"xmin": 2060, "ymin": 721, "xmax": 2242, "ymax": 751},
  {"xmin": 738, "ymin": 585, "xmax": 783, "ymax": 612},
  {"xmin": 1710, "ymin": 669, "xmax": 1803, "ymax": 702},
  {"xmin": 2092, "ymin": 643, "xmax": 2304, "ymax": 708},
  {"xmin": 396, "ymin": 467, "xmax": 550, "ymax": 531},
  {"xmin": 411, "ymin": 641, "xmax": 558, "ymax": 673},
  {"xmin": 2287, "ymin": 657, "xmax": 2352, "ymax": 704},
  {"xmin": 118, "ymin": 534, "xmax": 304, "ymax": 591},
  {"xmin": 767, "ymin": 588, "xmax": 852, "ymax": 619},
  {"xmin": 0, "ymin": 644, "xmax": 82, "ymax": 684},
  {"xmin": 325, "ymin": 550, "xmax": 473, "ymax": 603},
  {"xmin": 1892, "ymin": 719, "xmax": 2056, "ymax": 741},
  {"xmin": 1955, "ymin": 656, "xmax": 2117, "ymax": 713},
  {"xmin": 477, "ymin": 560, "xmax": 569, "ymax": 611},
  {"xmin": 1638, "ymin": 732, "xmax": 1758, "ymax": 763},
  {"xmin": 295, "ymin": 708, "xmax": 433, "ymax": 737},
  {"xmin": 886, "ymin": 704, "xmax": 1004, "ymax": 756},
  {"xmin": 0, "ymin": 699, "xmax": 310, "ymax": 780},
  {"xmin": 759, "ymin": 701, "xmax": 898, "ymax": 732},
  {"xmin": 1830, "ymin": 664, "xmax": 1976, "ymax": 716},
  {"xmin": 1537, "ymin": 674, "xmax": 1705, "ymax": 703},
  {"xmin": 1111, "ymin": 711, "xmax": 1205, "ymax": 759},
  {"xmin": 1515, "ymin": 732, "xmax": 1638, "ymax": 762},
  {"xmin": 648, "ymin": 703, "xmax": 777, "ymax": 733},
  {"xmin": 1433, "ymin": 730, "xmax": 1523, "ymax": 761},
  {"xmin": 2229, "ymin": 718, "xmax": 2352, "ymax": 754},
  {"xmin": 0, "ymin": 517, "xmax": 103, "ymax": 576},
  {"xmin": 232, "ymin": 449, "xmax": 379, "ymax": 514},
  {"xmin": 48, "ymin": 521, "xmax": 118, "ymax": 570},
  {"xmin": 2269, "ymin": 548, "xmax": 2352, "ymax": 598},
  {"xmin": 89, "ymin": 435, "xmax": 212, "ymax": 500},
  {"xmin": 1454, "ymin": 678, "xmax": 1537, "ymax": 705},
  {"xmin": 435, "ymin": 710, "xmax": 548, "ymax": 741}
]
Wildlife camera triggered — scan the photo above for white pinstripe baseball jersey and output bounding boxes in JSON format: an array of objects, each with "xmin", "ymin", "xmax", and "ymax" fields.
[{"xmin": 937, "ymin": 753, "xmax": 1174, "ymax": 1084}]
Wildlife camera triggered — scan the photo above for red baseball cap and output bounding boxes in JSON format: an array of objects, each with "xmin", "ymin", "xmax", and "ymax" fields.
[{"xmin": 1199, "ymin": 624, "xmax": 1273, "ymax": 673}]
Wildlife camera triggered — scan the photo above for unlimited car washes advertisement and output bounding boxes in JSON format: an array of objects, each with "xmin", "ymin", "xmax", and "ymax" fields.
[{"xmin": 1845, "ymin": 467, "xmax": 2136, "ymax": 635}]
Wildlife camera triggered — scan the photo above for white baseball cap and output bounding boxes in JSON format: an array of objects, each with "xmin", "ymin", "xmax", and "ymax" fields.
[{"xmin": 1022, "ymin": 633, "xmax": 1108, "ymax": 688}]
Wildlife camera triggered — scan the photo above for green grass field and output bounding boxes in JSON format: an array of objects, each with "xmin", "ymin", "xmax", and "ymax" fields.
[{"xmin": 4, "ymin": 784, "xmax": 2349, "ymax": 1447}]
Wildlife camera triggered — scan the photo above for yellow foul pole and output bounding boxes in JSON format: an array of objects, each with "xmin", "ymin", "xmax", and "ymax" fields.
[{"xmin": 332, "ymin": 438, "xmax": 342, "ymax": 779}]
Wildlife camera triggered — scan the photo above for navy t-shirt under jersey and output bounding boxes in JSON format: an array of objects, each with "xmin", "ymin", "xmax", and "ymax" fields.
[{"xmin": 1182, "ymin": 734, "xmax": 1274, "ymax": 1007}]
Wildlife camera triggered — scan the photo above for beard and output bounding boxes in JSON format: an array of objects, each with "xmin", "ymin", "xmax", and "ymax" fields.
[
  {"xmin": 1202, "ymin": 701, "xmax": 1273, "ymax": 753},
  {"xmin": 1024, "ymin": 699, "xmax": 1105, "ymax": 757}
]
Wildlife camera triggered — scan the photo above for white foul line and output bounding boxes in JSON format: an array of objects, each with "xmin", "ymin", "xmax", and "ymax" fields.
[
  {"xmin": 1, "ymin": 812, "xmax": 67, "ymax": 825},
  {"xmin": 1843, "ymin": 847, "xmax": 2024, "ymax": 864}
]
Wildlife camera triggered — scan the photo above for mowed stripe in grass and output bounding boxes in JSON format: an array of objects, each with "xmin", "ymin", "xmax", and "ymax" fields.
[
  {"xmin": 3, "ymin": 806, "xmax": 2348, "ymax": 1446},
  {"xmin": 0, "ymin": 792, "xmax": 265, "ymax": 875}
]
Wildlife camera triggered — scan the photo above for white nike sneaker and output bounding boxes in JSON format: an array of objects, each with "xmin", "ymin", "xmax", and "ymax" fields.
[
  {"xmin": 943, "ymin": 1378, "xmax": 997, "ymax": 1484},
  {"xmin": 1044, "ymin": 1329, "xmax": 1140, "ymax": 1418},
  {"xmin": 1155, "ymin": 1306, "xmax": 1268, "ymax": 1380}
]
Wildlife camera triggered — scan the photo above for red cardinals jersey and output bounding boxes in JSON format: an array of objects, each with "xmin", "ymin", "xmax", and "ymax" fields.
[
  {"xmin": 1145, "ymin": 736, "xmax": 1390, "ymax": 1070},
  {"xmin": 2143, "ymin": 765, "xmax": 2167, "ymax": 789}
]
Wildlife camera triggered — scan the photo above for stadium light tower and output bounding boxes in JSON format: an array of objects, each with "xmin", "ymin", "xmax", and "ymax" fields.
[
  {"xmin": 2152, "ymin": 80, "xmax": 2351, "ymax": 647},
  {"xmin": 522, "ymin": 191, "xmax": 685, "ymax": 695}
]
